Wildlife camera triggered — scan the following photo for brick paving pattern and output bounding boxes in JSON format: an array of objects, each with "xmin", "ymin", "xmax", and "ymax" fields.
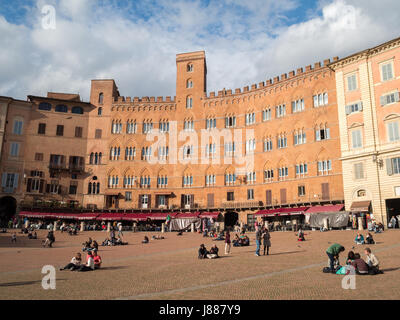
[{"xmin": 0, "ymin": 229, "xmax": 399, "ymax": 300}]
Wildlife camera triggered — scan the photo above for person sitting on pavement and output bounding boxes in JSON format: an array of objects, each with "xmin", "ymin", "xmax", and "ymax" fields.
[
  {"xmin": 214, "ymin": 231, "xmax": 225, "ymax": 241},
  {"xmin": 233, "ymin": 234, "xmax": 241, "ymax": 247},
  {"xmin": 365, "ymin": 232, "xmax": 375, "ymax": 244},
  {"xmin": 297, "ymin": 228, "xmax": 305, "ymax": 241},
  {"xmin": 207, "ymin": 244, "xmax": 219, "ymax": 259},
  {"xmin": 198, "ymin": 244, "xmax": 208, "ymax": 259},
  {"xmin": 28, "ymin": 231, "xmax": 33, "ymax": 239},
  {"xmin": 355, "ymin": 233, "xmax": 365, "ymax": 245},
  {"xmin": 326, "ymin": 243, "xmax": 345, "ymax": 273},
  {"xmin": 241, "ymin": 235, "xmax": 250, "ymax": 246},
  {"xmin": 365, "ymin": 248, "xmax": 382, "ymax": 275},
  {"xmin": 92, "ymin": 250, "xmax": 102, "ymax": 269},
  {"xmin": 142, "ymin": 236, "xmax": 149, "ymax": 244},
  {"xmin": 60, "ymin": 252, "xmax": 82, "ymax": 271},
  {"xmin": 346, "ymin": 251, "xmax": 356, "ymax": 265},
  {"xmin": 78, "ymin": 251, "xmax": 95, "ymax": 272},
  {"xmin": 351, "ymin": 253, "xmax": 369, "ymax": 275}
]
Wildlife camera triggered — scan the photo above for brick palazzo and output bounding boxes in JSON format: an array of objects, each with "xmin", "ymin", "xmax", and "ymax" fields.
[{"xmin": 2, "ymin": 36, "xmax": 399, "ymax": 227}]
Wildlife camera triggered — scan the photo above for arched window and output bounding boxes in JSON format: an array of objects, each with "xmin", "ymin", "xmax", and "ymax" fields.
[
  {"xmin": 187, "ymin": 79, "xmax": 193, "ymax": 88},
  {"xmin": 55, "ymin": 104, "xmax": 68, "ymax": 113},
  {"xmin": 88, "ymin": 182, "xmax": 92, "ymax": 194},
  {"xmin": 89, "ymin": 153, "xmax": 94, "ymax": 164},
  {"xmin": 39, "ymin": 102, "xmax": 52, "ymax": 111},
  {"xmin": 98, "ymin": 152, "xmax": 102, "ymax": 164},
  {"xmin": 187, "ymin": 63, "xmax": 193, "ymax": 72},
  {"xmin": 96, "ymin": 182, "xmax": 100, "ymax": 194},
  {"xmin": 71, "ymin": 106, "xmax": 83, "ymax": 114},
  {"xmin": 99, "ymin": 93, "xmax": 104, "ymax": 104}
]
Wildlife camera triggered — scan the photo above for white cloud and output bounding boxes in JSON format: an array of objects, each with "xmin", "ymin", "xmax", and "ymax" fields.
[{"xmin": 0, "ymin": 0, "xmax": 399, "ymax": 101}]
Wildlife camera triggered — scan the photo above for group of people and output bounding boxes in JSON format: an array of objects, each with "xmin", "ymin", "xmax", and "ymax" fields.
[
  {"xmin": 325, "ymin": 243, "xmax": 382, "ymax": 275},
  {"xmin": 232, "ymin": 233, "xmax": 250, "ymax": 247},
  {"xmin": 83, "ymin": 238, "xmax": 99, "ymax": 252},
  {"xmin": 355, "ymin": 232, "xmax": 375, "ymax": 245},
  {"xmin": 60, "ymin": 250, "xmax": 102, "ymax": 272},
  {"xmin": 369, "ymin": 222, "xmax": 385, "ymax": 233},
  {"xmin": 255, "ymin": 226, "xmax": 271, "ymax": 256},
  {"xmin": 198, "ymin": 244, "xmax": 220, "ymax": 259}
]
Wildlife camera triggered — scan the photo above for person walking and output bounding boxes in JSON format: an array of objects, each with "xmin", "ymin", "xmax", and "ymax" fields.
[
  {"xmin": 224, "ymin": 230, "xmax": 231, "ymax": 255},
  {"xmin": 255, "ymin": 226, "xmax": 262, "ymax": 256},
  {"xmin": 262, "ymin": 227, "xmax": 271, "ymax": 255}
]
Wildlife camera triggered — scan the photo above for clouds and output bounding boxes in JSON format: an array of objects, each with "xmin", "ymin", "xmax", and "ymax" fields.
[{"xmin": 0, "ymin": 0, "xmax": 399, "ymax": 101}]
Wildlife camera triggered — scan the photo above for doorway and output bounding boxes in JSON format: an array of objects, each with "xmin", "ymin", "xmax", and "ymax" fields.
[
  {"xmin": 386, "ymin": 198, "xmax": 400, "ymax": 228},
  {"xmin": 0, "ymin": 196, "xmax": 17, "ymax": 225},
  {"xmin": 224, "ymin": 211, "xmax": 238, "ymax": 229}
]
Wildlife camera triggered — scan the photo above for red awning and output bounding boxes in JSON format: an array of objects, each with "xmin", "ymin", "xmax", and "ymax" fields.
[
  {"xmin": 96, "ymin": 213, "xmax": 125, "ymax": 221},
  {"xmin": 147, "ymin": 212, "xmax": 178, "ymax": 221},
  {"xmin": 175, "ymin": 212, "xmax": 200, "ymax": 218},
  {"xmin": 122, "ymin": 213, "xmax": 150, "ymax": 221},
  {"xmin": 255, "ymin": 207, "xmax": 309, "ymax": 217},
  {"xmin": 306, "ymin": 204, "xmax": 344, "ymax": 214},
  {"xmin": 199, "ymin": 212, "xmax": 220, "ymax": 219},
  {"xmin": 254, "ymin": 208, "xmax": 283, "ymax": 216},
  {"xmin": 76, "ymin": 213, "xmax": 99, "ymax": 220},
  {"xmin": 19, "ymin": 211, "xmax": 79, "ymax": 219}
]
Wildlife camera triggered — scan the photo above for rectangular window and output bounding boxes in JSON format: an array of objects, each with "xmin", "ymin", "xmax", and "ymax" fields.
[
  {"xmin": 56, "ymin": 125, "xmax": 64, "ymax": 136},
  {"xmin": 125, "ymin": 192, "xmax": 132, "ymax": 202},
  {"xmin": 387, "ymin": 157, "xmax": 400, "ymax": 176},
  {"xmin": 247, "ymin": 189, "xmax": 254, "ymax": 200},
  {"xmin": 298, "ymin": 185, "xmax": 306, "ymax": 197},
  {"xmin": 10, "ymin": 142, "xmax": 20, "ymax": 157},
  {"xmin": 380, "ymin": 91, "xmax": 400, "ymax": 106},
  {"xmin": 227, "ymin": 192, "xmax": 235, "ymax": 201},
  {"xmin": 35, "ymin": 153, "xmax": 44, "ymax": 161},
  {"xmin": 354, "ymin": 163, "xmax": 365, "ymax": 180},
  {"xmin": 13, "ymin": 120, "xmax": 23, "ymax": 135},
  {"xmin": 381, "ymin": 62, "xmax": 394, "ymax": 82},
  {"xmin": 75, "ymin": 126, "xmax": 83, "ymax": 138},
  {"xmin": 347, "ymin": 74, "xmax": 357, "ymax": 91},
  {"xmin": 38, "ymin": 123, "xmax": 46, "ymax": 135},
  {"xmin": 352, "ymin": 130, "xmax": 363, "ymax": 149},
  {"xmin": 387, "ymin": 121, "xmax": 400, "ymax": 142},
  {"xmin": 345, "ymin": 102, "xmax": 363, "ymax": 115},
  {"xmin": 95, "ymin": 129, "xmax": 102, "ymax": 139},
  {"xmin": 69, "ymin": 181, "xmax": 78, "ymax": 195}
]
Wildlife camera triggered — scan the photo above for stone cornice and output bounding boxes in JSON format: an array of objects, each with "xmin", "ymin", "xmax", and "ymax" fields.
[{"xmin": 329, "ymin": 36, "xmax": 400, "ymax": 70}]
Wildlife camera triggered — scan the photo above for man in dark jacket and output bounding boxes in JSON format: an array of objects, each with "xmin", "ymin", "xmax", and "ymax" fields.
[
  {"xmin": 255, "ymin": 227, "xmax": 262, "ymax": 256},
  {"xmin": 198, "ymin": 244, "xmax": 208, "ymax": 259}
]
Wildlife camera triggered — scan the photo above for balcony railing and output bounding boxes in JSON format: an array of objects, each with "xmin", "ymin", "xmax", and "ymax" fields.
[
  {"xmin": 49, "ymin": 163, "xmax": 67, "ymax": 170},
  {"xmin": 221, "ymin": 201, "xmax": 263, "ymax": 209}
]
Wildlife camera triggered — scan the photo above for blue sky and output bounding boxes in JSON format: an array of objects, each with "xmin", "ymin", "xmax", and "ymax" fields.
[{"xmin": 0, "ymin": 0, "xmax": 399, "ymax": 100}]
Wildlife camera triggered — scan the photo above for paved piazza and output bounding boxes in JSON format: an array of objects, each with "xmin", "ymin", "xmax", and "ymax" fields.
[{"xmin": 0, "ymin": 229, "xmax": 399, "ymax": 300}]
